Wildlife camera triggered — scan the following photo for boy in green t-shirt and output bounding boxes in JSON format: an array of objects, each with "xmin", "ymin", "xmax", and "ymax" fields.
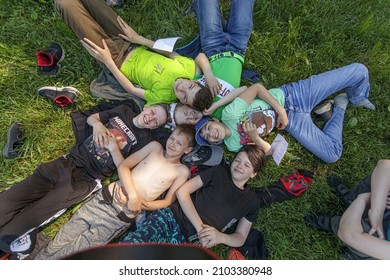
[
  {"xmin": 54, "ymin": 0, "xmax": 216, "ymax": 112},
  {"xmin": 194, "ymin": 63, "xmax": 375, "ymax": 163}
]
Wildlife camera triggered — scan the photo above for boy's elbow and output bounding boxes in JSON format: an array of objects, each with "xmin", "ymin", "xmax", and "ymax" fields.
[
  {"xmin": 337, "ymin": 227, "xmax": 359, "ymax": 245},
  {"xmin": 176, "ymin": 187, "xmax": 185, "ymax": 200}
]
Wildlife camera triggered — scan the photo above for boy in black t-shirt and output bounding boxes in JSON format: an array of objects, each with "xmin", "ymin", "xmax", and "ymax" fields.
[
  {"xmin": 120, "ymin": 145, "xmax": 265, "ymax": 249},
  {"xmin": 0, "ymin": 103, "xmax": 168, "ymax": 256}
]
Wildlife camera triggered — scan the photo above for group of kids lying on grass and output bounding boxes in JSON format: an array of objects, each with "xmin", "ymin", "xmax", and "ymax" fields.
[{"xmin": 1, "ymin": 0, "xmax": 388, "ymax": 260}]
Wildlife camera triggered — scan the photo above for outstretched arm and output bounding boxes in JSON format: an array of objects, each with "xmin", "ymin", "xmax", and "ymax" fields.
[
  {"xmin": 81, "ymin": 38, "xmax": 146, "ymax": 99},
  {"xmin": 176, "ymin": 175, "xmax": 205, "ymax": 233},
  {"xmin": 117, "ymin": 16, "xmax": 179, "ymax": 58},
  {"xmin": 203, "ymin": 86, "xmax": 247, "ymax": 115},
  {"xmin": 338, "ymin": 192, "xmax": 390, "ymax": 259},
  {"xmin": 142, "ymin": 166, "xmax": 190, "ymax": 211},
  {"xmin": 368, "ymin": 159, "xmax": 390, "ymax": 238},
  {"xmin": 197, "ymin": 217, "xmax": 252, "ymax": 248},
  {"xmin": 240, "ymin": 83, "xmax": 288, "ymax": 129},
  {"xmin": 194, "ymin": 53, "xmax": 220, "ymax": 95}
]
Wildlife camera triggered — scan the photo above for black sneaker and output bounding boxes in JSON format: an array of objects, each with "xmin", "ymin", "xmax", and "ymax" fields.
[
  {"xmin": 3, "ymin": 122, "xmax": 24, "ymax": 159},
  {"xmin": 313, "ymin": 100, "xmax": 334, "ymax": 121},
  {"xmin": 38, "ymin": 86, "xmax": 79, "ymax": 107},
  {"xmin": 36, "ymin": 42, "xmax": 65, "ymax": 76},
  {"xmin": 327, "ymin": 175, "xmax": 352, "ymax": 206},
  {"xmin": 304, "ymin": 213, "xmax": 333, "ymax": 232}
]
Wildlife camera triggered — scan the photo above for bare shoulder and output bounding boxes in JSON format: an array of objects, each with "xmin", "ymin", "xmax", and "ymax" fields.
[
  {"xmin": 176, "ymin": 164, "xmax": 190, "ymax": 177},
  {"xmin": 146, "ymin": 141, "xmax": 163, "ymax": 152}
]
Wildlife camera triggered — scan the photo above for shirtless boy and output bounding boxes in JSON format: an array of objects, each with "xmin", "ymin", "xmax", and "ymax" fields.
[{"xmin": 34, "ymin": 124, "xmax": 195, "ymax": 260}]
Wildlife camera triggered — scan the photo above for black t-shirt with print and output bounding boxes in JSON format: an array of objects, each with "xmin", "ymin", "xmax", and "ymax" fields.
[
  {"xmin": 69, "ymin": 105, "xmax": 154, "ymax": 179},
  {"xmin": 170, "ymin": 164, "xmax": 260, "ymax": 242}
]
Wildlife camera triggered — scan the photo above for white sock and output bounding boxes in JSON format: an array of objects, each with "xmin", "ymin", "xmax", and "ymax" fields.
[{"xmin": 334, "ymin": 93, "xmax": 349, "ymax": 110}]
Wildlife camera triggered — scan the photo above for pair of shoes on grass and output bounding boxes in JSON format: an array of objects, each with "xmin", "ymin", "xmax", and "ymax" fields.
[{"xmin": 3, "ymin": 86, "xmax": 79, "ymax": 158}]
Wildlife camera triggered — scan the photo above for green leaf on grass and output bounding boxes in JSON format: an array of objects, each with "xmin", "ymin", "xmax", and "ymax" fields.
[{"xmin": 348, "ymin": 117, "xmax": 358, "ymax": 127}]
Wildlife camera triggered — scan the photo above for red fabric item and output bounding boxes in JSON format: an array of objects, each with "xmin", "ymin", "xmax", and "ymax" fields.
[
  {"xmin": 53, "ymin": 95, "xmax": 75, "ymax": 107},
  {"xmin": 227, "ymin": 248, "xmax": 246, "ymax": 260},
  {"xmin": 36, "ymin": 51, "xmax": 53, "ymax": 66},
  {"xmin": 279, "ymin": 169, "xmax": 313, "ymax": 197}
]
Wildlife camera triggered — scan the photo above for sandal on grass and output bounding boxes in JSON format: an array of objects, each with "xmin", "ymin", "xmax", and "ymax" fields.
[
  {"xmin": 327, "ymin": 175, "xmax": 352, "ymax": 206},
  {"xmin": 304, "ymin": 213, "xmax": 333, "ymax": 232}
]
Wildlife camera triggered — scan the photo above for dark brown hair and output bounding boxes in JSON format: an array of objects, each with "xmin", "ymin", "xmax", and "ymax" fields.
[
  {"xmin": 241, "ymin": 145, "xmax": 266, "ymax": 173},
  {"xmin": 192, "ymin": 82, "xmax": 213, "ymax": 111}
]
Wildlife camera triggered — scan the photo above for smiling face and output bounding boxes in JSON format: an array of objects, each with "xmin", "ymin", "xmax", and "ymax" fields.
[
  {"xmin": 165, "ymin": 128, "xmax": 192, "ymax": 158},
  {"xmin": 230, "ymin": 151, "xmax": 256, "ymax": 186},
  {"xmin": 199, "ymin": 119, "xmax": 226, "ymax": 143},
  {"xmin": 174, "ymin": 103, "xmax": 202, "ymax": 125},
  {"xmin": 173, "ymin": 78, "xmax": 202, "ymax": 106},
  {"xmin": 135, "ymin": 105, "xmax": 167, "ymax": 129}
]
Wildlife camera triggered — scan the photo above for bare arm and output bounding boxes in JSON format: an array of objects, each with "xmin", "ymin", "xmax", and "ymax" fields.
[
  {"xmin": 240, "ymin": 83, "xmax": 288, "ymax": 129},
  {"xmin": 203, "ymin": 86, "xmax": 247, "ymax": 115},
  {"xmin": 103, "ymin": 135, "xmax": 124, "ymax": 167},
  {"xmin": 242, "ymin": 122, "xmax": 273, "ymax": 155},
  {"xmin": 197, "ymin": 217, "xmax": 252, "ymax": 248},
  {"xmin": 118, "ymin": 142, "xmax": 162, "ymax": 213},
  {"xmin": 368, "ymin": 159, "xmax": 390, "ymax": 238},
  {"xmin": 87, "ymin": 113, "xmax": 111, "ymax": 148},
  {"xmin": 142, "ymin": 166, "xmax": 190, "ymax": 211},
  {"xmin": 194, "ymin": 53, "xmax": 221, "ymax": 95},
  {"xmin": 80, "ymin": 38, "xmax": 146, "ymax": 99},
  {"xmin": 338, "ymin": 193, "xmax": 390, "ymax": 259},
  {"xmin": 117, "ymin": 16, "xmax": 179, "ymax": 59},
  {"xmin": 176, "ymin": 175, "xmax": 205, "ymax": 233}
]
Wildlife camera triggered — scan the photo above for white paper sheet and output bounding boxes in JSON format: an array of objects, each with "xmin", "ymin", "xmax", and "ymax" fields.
[
  {"xmin": 271, "ymin": 134, "xmax": 288, "ymax": 165},
  {"xmin": 152, "ymin": 37, "xmax": 181, "ymax": 52}
]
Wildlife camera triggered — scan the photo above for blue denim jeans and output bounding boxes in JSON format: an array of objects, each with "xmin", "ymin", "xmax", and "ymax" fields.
[
  {"xmin": 194, "ymin": 0, "xmax": 255, "ymax": 57},
  {"xmin": 280, "ymin": 63, "xmax": 371, "ymax": 163}
]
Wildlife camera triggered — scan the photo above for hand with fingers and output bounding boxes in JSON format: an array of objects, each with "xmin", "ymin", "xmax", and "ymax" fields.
[
  {"xmin": 203, "ymin": 103, "xmax": 217, "ymax": 116},
  {"xmin": 126, "ymin": 189, "xmax": 143, "ymax": 215},
  {"xmin": 198, "ymin": 224, "xmax": 222, "ymax": 248},
  {"xmin": 242, "ymin": 121, "xmax": 259, "ymax": 141},
  {"xmin": 92, "ymin": 122, "xmax": 111, "ymax": 149},
  {"xmin": 117, "ymin": 16, "xmax": 143, "ymax": 45},
  {"xmin": 204, "ymin": 76, "xmax": 221, "ymax": 97},
  {"xmin": 368, "ymin": 208, "xmax": 385, "ymax": 239},
  {"xmin": 80, "ymin": 38, "xmax": 114, "ymax": 66},
  {"xmin": 103, "ymin": 134, "xmax": 120, "ymax": 154},
  {"xmin": 275, "ymin": 107, "xmax": 288, "ymax": 130}
]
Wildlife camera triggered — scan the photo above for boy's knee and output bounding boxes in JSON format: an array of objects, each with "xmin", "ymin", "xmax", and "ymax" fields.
[{"xmin": 351, "ymin": 62, "xmax": 369, "ymax": 77}]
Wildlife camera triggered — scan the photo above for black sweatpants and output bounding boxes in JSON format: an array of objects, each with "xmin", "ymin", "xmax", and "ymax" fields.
[{"xmin": 0, "ymin": 156, "xmax": 99, "ymax": 252}]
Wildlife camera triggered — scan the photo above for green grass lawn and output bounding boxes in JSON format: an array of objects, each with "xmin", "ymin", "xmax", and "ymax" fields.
[{"xmin": 0, "ymin": 0, "xmax": 389, "ymax": 259}]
